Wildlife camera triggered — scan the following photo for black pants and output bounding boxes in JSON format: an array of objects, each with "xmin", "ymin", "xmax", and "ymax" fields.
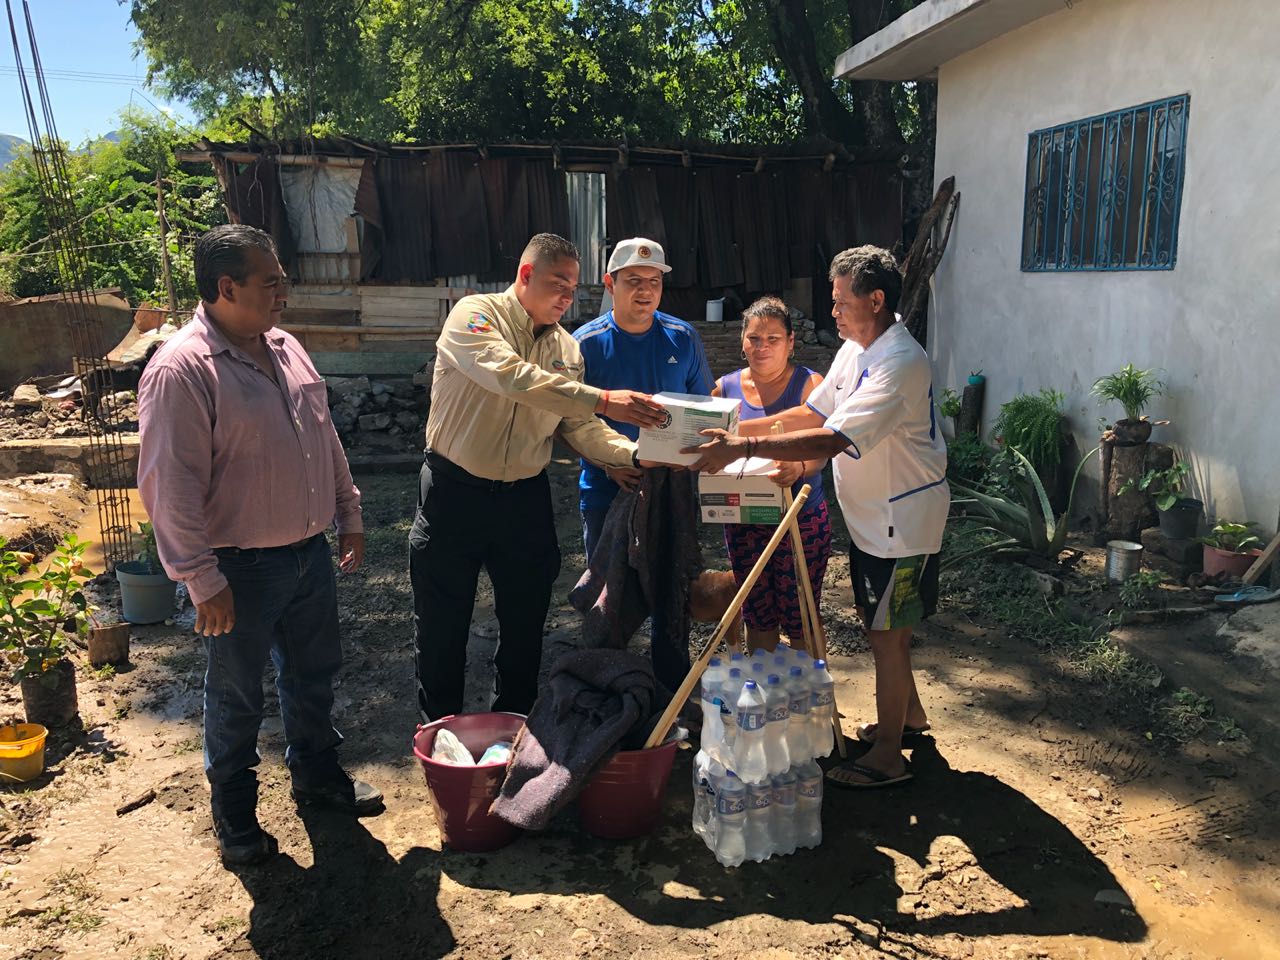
[{"xmin": 409, "ymin": 453, "xmax": 561, "ymax": 720}]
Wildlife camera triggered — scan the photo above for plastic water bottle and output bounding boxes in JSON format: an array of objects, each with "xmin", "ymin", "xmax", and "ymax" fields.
[
  {"xmin": 794, "ymin": 649, "xmax": 811, "ymax": 669},
  {"xmin": 771, "ymin": 768, "xmax": 798, "ymax": 856},
  {"xmin": 733, "ymin": 680, "xmax": 768, "ymax": 783},
  {"xmin": 785, "ymin": 666, "xmax": 812, "ymax": 763},
  {"xmin": 763, "ymin": 675, "xmax": 791, "ymax": 776},
  {"xmin": 720, "ymin": 667, "xmax": 743, "ymax": 754},
  {"xmin": 772, "ymin": 654, "xmax": 789, "ymax": 676},
  {"xmin": 750, "ymin": 648, "xmax": 769, "ymax": 665},
  {"xmin": 750, "ymin": 661, "xmax": 767, "ymax": 684},
  {"xmin": 693, "ymin": 752, "xmax": 725, "ymax": 845},
  {"xmin": 795, "ymin": 759, "xmax": 823, "ymax": 849},
  {"xmin": 809, "ymin": 659, "xmax": 836, "ymax": 758},
  {"xmin": 744, "ymin": 780, "xmax": 773, "ymax": 862},
  {"xmin": 713, "ymin": 771, "xmax": 747, "ymax": 868},
  {"xmin": 729, "ymin": 651, "xmax": 747, "ymax": 669},
  {"xmin": 701, "ymin": 657, "xmax": 728, "ymax": 763}
]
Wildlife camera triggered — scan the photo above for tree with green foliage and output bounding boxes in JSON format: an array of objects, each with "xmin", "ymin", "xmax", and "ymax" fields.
[
  {"xmin": 128, "ymin": 0, "xmax": 931, "ymax": 150},
  {"xmin": 0, "ymin": 109, "xmax": 223, "ymax": 303}
]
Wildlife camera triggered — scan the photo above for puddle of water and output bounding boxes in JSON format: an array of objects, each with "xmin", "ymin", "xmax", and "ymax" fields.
[{"xmin": 74, "ymin": 487, "xmax": 148, "ymax": 576}]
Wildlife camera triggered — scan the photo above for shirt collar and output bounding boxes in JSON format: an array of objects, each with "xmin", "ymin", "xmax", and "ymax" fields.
[
  {"xmin": 857, "ymin": 319, "xmax": 909, "ymax": 364},
  {"xmin": 501, "ymin": 285, "xmax": 535, "ymax": 333},
  {"xmin": 191, "ymin": 303, "xmax": 288, "ymax": 357}
]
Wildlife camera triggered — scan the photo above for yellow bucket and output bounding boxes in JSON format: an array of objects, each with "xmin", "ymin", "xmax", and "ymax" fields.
[{"xmin": 0, "ymin": 723, "xmax": 48, "ymax": 783}]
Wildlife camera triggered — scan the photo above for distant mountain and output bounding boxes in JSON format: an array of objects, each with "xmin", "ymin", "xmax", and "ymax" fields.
[{"xmin": 0, "ymin": 133, "xmax": 28, "ymax": 170}]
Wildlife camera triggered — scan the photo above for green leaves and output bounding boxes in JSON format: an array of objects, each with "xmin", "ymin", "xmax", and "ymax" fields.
[
  {"xmin": 0, "ymin": 109, "xmax": 222, "ymax": 302},
  {"xmin": 126, "ymin": 0, "xmax": 927, "ymax": 145},
  {"xmin": 948, "ymin": 446, "xmax": 1100, "ymax": 563},
  {"xmin": 1091, "ymin": 364, "xmax": 1165, "ymax": 423},
  {"xmin": 0, "ymin": 536, "xmax": 95, "ymax": 683}
]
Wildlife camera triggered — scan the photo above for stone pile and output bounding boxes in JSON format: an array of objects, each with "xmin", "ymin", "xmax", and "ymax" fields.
[
  {"xmin": 326, "ymin": 376, "xmax": 427, "ymax": 454},
  {"xmin": 0, "ymin": 385, "xmax": 138, "ymax": 440}
]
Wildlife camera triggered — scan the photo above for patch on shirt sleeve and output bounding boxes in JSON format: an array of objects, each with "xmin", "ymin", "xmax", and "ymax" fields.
[{"xmin": 466, "ymin": 313, "xmax": 494, "ymax": 333}]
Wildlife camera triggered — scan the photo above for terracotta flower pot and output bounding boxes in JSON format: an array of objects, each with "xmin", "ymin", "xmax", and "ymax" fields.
[{"xmin": 1202, "ymin": 545, "xmax": 1260, "ymax": 580}]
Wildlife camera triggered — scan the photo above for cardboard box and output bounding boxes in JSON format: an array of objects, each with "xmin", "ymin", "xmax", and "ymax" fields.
[
  {"xmin": 698, "ymin": 457, "xmax": 786, "ymax": 524},
  {"xmin": 638, "ymin": 392, "xmax": 740, "ymax": 466}
]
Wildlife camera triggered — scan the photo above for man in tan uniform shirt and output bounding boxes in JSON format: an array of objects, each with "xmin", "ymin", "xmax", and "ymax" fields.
[{"xmin": 410, "ymin": 233, "xmax": 664, "ymax": 719}]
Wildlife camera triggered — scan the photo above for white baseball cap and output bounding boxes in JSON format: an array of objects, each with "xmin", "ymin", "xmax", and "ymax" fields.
[{"xmin": 606, "ymin": 237, "xmax": 671, "ymax": 274}]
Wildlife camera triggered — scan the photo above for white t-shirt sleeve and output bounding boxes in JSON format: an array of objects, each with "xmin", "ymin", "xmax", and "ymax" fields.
[
  {"xmin": 823, "ymin": 360, "xmax": 916, "ymax": 459},
  {"xmin": 806, "ymin": 343, "xmax": 852, "ymax": 417}
]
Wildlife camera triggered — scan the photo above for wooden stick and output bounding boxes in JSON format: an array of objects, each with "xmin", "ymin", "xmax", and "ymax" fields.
[
  {"xmin": 1244, "ymin": 529, "xmax": 1280, "ymax": 585},
  {"xmin": 769, "ymin": 420, "xmax": 846, "ymax": 758},
  {"xmin": 772, "ymin": 423, "xmax": 817, "ymax": 659},
  {"xmin": 644, "ymin": 485, "xmax": 812, "ymax": 749}
]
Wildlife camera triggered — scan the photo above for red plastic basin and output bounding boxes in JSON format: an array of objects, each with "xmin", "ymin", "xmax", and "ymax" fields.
[
  {"xmin": 577, "ymin": 740, "xmax": 679, "ymax": 840},
  {"xmin": 412, "ymin": 712, "xmax": 526, "ymax": 852}
]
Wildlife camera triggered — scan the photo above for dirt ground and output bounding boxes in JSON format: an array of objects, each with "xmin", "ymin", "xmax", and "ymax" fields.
[{"xmin": 2, "ymin": 460, "xmax": 1278, "ymax": 960}]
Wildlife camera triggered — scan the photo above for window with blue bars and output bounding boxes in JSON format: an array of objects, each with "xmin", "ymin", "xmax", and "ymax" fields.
[{"xmin": 1021, "ymin": 94, "xmax": 1190, "ymax": 272}]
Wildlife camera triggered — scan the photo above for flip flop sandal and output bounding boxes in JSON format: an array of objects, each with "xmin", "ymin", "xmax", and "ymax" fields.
[
  {"xmin": 825, "ymin": 760, "xmax": 914, "ymax": 790},
  {"xmin": 1215, "ymin": 586, "xmax": 1280, "ymax": 606},
  {"xmin": 855, "ymin": 722, "xmax": 931, "ymax": 745}
]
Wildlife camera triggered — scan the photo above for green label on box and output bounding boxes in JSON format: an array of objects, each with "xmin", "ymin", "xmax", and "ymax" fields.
[
  {"xmin": 740, "ymin": 506, "xmax": 782, "ymax": 524},
  {"xmin": 687, "ymin": 409, "xmax": 726, "ymax": 421}
]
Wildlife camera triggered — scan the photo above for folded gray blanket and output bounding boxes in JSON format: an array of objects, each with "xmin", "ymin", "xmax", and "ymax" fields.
[
  {"xmin": 490, "ymin": 648, "xmax": 659, "ymax": 831},
  {"xmin": 569, "ymin": 467, "xmax": 703, "ymax": 652}
]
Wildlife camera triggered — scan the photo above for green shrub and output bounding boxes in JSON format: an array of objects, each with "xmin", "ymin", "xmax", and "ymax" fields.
[
  {"xmin": 946, "ymin": 433, "xmax": 992, "ymax": 487},
  {"xmin": 993, "ymin": 389, "xmax": 1066, "ymax": 471}
]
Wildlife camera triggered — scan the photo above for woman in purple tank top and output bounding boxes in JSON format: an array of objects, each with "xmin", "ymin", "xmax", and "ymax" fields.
[{"xmin": 712, "ymin": 297, "xmax": 833, "ymax": 654}]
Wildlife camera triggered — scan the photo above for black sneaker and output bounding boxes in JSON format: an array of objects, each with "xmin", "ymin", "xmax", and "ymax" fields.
[
  {"xmin": 215, "ymin": 820, "xmax": 279, "ymax": 866},
  {"xmin": 292, "ymin": 770, "xmax": 384, "ymax": 815}
]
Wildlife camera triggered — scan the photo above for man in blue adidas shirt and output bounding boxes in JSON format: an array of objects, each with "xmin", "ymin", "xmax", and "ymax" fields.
[
  {"xmin": 573, "ymin": 237, "xmax": 712, "ymax": 694},
  {"xmin": 573, "ymin": 237, "xmax": 713, "ymax": 559}
]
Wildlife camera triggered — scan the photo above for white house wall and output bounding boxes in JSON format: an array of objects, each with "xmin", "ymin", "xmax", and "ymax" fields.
[{"xmin": 929, "ymin": 0, "xmax": 1280, "ymax": 531}]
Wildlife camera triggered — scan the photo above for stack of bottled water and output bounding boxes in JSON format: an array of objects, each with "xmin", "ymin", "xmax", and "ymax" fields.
[{"xmin": 693, "ymin": 643, "xmax": 833, "ymax": 866}]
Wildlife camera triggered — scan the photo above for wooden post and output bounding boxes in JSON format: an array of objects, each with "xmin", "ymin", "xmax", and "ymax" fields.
[
  {"xmin": 644, "ymin": 486, "xmax": 812, "ymax": 750},
  {"xmin": 155, "ymin": 175, "xmax": 179, "ymax": 326},
  {"xmin": 957, "ymin": 381, "xmax": 984, "ymax": 437}
]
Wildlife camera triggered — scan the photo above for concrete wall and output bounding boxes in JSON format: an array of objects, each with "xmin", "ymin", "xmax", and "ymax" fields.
[
  {"xmin": 0, "ymin": 300, "xmax": 136, "ymax": 392},
  {"xmin": 930, "ymin": 0, "xmax": 1280, "ymax": 532}
]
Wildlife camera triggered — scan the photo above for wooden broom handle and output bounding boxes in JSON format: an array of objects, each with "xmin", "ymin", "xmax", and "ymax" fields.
[
  {"xmin": 772, "ymin": 421, "xmax": 845, "ymax": 758},
  {"xmin": 643, "ymin": 484, "xmax": 812, "ymax": 749}
]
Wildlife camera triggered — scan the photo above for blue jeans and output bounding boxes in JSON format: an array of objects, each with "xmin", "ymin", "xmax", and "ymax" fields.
[
  {"xmin": 582, "ymin": 496, "xmax": 688, "ymax": 693},
  {"xmin": 204, "ymin": 534, "xmax": 344, "ymax": 817}
]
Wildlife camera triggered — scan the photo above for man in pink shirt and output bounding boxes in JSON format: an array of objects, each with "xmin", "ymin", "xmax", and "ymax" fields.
[{"xmin": 138, "ymin": 224, "xmax": 381, "ymax": 867}]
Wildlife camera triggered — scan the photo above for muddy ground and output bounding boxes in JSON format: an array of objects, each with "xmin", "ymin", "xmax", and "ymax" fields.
[{"xmin": 1, "ymin": 460, "xmax": 1277, "ymax": 960}]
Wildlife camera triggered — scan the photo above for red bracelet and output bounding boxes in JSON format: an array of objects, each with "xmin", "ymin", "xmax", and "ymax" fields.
[{"xmin": 601, "ymin": 389, "xmax": 610, "ymax": 410}]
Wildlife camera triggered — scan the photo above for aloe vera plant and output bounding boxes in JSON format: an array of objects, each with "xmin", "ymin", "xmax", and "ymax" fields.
[{"xmin": 947, "ymin": 445, "xmax": 1100, "ymax": 565}]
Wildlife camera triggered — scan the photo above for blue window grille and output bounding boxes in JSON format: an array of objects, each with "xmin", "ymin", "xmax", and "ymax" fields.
[{"xmin": 1021, "ymin": 94, "xmax": 1189, "ymax": 271}]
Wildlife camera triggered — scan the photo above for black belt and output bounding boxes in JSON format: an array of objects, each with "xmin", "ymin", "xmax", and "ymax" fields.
[
  {"xmin": 217, "ymin": 533, "xmax": 322, "ymax": 554},
  {"xmin": 425, "ymin": 450, "xmax": 539, "ymax": 492}
]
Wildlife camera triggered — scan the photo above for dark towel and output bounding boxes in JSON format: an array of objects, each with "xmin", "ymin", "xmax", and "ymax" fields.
[
  {"xmin": 490, "ymin": 649, "xmax": 660, "ymax": 831},
  {"xmin": 569, "ymin": 468, "xmax": 703, "ymax": 654}
]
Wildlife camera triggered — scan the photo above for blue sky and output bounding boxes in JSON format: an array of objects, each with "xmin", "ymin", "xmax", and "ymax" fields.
[{"xmin": 0, "ymin": 0, "xmax": 193, "ymax": 144}]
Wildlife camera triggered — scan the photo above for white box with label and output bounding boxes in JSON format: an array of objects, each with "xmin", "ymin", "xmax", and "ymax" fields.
[
  {"xmin": 637, "ymin": 392, "xmax": 740, "ymax": 466},
  {"xmin": 698, "ymin": 457, "xmax": 786, "ymax": 524}
]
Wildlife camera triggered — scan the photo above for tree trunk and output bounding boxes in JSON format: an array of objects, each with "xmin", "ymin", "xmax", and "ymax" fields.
[
  {"xmin": 761, "ymin": 0, "xmax": 863, "ymax": 143},
  {"xmin": 957, "ymin": 381, "xmax": 983, "ymax": 437}
]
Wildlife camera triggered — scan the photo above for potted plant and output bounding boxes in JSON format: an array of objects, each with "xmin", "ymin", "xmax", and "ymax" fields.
[
  {"xmin": 967, "ymin": 369, "xmax": 985, "ymax": 386},
  {"xmin": 1, "ymin": 535, "xmax": 90, "ymax": 728},
  {"xmin": 1120, "ymin": 460, "xmax": 1202, "ymax": 539},
  {"xmin": 116, "ymin": 522, "xmax": 177, "ymax": 624},
  {"xmin": 1091, "ymin": 364, "xmax": 1164, "ymax": 445},
  {"xmin": 1197, "ymin": 521, "xmax": 1264, "ymax": 579}
]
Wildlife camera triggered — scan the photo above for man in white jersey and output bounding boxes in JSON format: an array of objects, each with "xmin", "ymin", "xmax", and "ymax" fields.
[{"xmin": 684, "ymin": 245, "xmax": 947, "ymax": 789}]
